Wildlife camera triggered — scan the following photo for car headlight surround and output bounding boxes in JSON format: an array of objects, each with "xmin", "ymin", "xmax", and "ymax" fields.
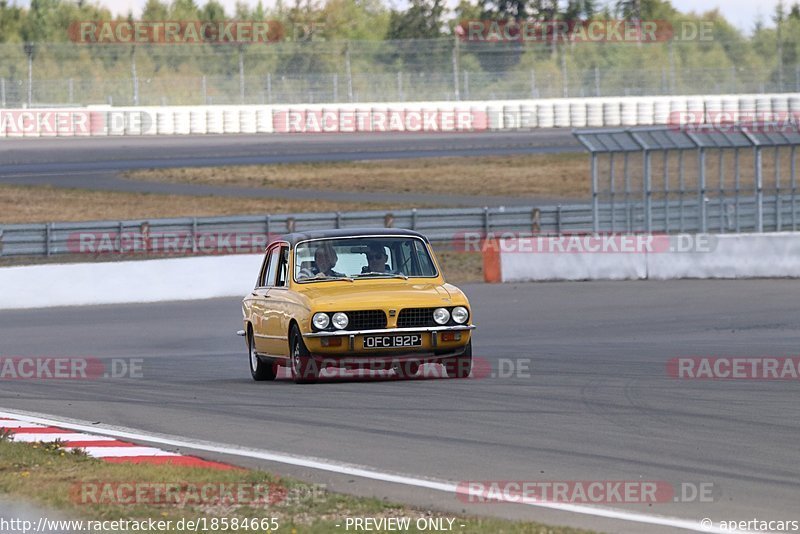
[
  {"xmin": 332, "ymin": 312, "xmax": 349, "ymax": 330},
  {"xmin": 433, "ymin": 307, "xmax": 450, "ymax": 325},
  {"xmin": 312, "ymin": 312, "xmax": 330, "ymax": 330},
  {"xmin": 451, "ymin": 306, "xmax": 469, "ymax": 324}
]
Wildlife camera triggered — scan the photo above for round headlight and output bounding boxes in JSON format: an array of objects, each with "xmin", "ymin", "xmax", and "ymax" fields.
[
  {"xmin": 451, "ymin": 306, "xmax": 469, "ymax": 324},
  {"xmin": 312, "ymin": 312, "xmax": 330, "ymax": 330},
  {"xmin": 332, "ymin": 312, "xmax": 349, "ymax": 330},
  {"xmin": 433, "ymin": 307, "xmax": 450, "ymax": 325}
]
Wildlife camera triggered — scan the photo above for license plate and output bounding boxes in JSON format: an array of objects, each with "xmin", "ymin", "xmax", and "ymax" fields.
[{"xmin": 363, "ymin": 334, "xmax": 422, "ymax": 349}]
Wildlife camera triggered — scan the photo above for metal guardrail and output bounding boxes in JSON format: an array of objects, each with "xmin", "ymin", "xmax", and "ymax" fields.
[
  {"xmin": 577, "ymin": 125, "xmax": 800, "ymax": 234},
  {"xmin": 1, "ymin": 198, "xmax": 796, "ymax": 259}
]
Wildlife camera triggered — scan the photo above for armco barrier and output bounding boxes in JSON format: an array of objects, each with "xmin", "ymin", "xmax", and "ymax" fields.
[
  {"xmin": 484, "ymin": 232, "xmax": 800, "ymax": 282},
  {"xmin": 2, "ymin": 93, "xmax": 798, "ymax": 137},
  {"xmin": 0, "ymin": 196, "xmax": 794, "ymax": 259}
]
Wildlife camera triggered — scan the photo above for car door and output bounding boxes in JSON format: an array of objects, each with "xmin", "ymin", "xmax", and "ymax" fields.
[
  {"xmin": 250, "ymin": 245, "xmax": 280, "ymax": 353},
  {"xmin": 263, "ymin": 245, "xmax": 292, "ymax": 357}
]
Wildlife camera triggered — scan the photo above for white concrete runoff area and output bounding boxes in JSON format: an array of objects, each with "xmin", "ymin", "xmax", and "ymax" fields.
[
  {"xmin": 0, "ymin": 254, "xmax": 263, "ymax": 310},
  {"xmin": 495, "ymin": 232, "xmax": 800, "ymax": 282}
]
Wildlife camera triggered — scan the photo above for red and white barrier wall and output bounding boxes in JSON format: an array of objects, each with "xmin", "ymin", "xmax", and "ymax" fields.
[
  {"xmin": 0, "ymin": 93, "xmax": 797, "ymax": 137},
  {"xmin": 482, "ymin": 232, "xmax": 800, "ymax": 282}
]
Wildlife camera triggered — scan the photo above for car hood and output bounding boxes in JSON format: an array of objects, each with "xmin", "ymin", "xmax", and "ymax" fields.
[{"xmin": 297, "ymin": 279, "xmax": 460, "ymax": 310}]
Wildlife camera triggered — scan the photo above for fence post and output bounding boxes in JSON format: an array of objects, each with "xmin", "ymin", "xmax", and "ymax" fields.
[
  {"xmin": 333, "ymin": 73, "xmax": 338, "ymax": 102},
  {"xmin": 0, "ymin": 228, "xmax": 3, "ymax": 257},
  {"xmin": 698, "ymin": 148, "xmax": 707, "ymax": 233},
  {"xmin": 556, "ymin": 205, "xmax": 562, "ymax": 235},
  {"xmin": 335, "ymin": 211, "xmax": 342, "ymax": 229},
  {"xmin": 483, "ymin": 206, "xmax": 490, "ymax": 236},
  {"xmin": 396, "ymin": 72, "xmax": 403, "ymax": 101},
  {"xmin": 791, "ymin": 147, "xmax": 797, "ymax": 231},
  {"xmin": 265, "ymin": 214, "xmax": 271, "ymax": 244},
  {"xmin": 755, "ymin": 147, "xmax": 763, "ymax": 232},
  {"xmin": 45, "ymin": 223, "xmax": 52, "ymax": 257},
  {"xmin": 591, "ymin": 153, "xmax": 599, "ymax": 233},
  {"xmin": 643, "ymin": 150, "xmax": 652, "ymax": 232},
  {"xmin": 131, "ymin": 46, "xmax": 139, "ymax": 106},
  {"xmin": 452, "ymin": 37, "xmax": 460, "ymax": 100},
  {"xmin": 594, "ymin": 66, "xmax": 600, "ymax": 97},
  {"xmin": 411, "ymin": 208, "xmax": 417, "ymax": 230},
  {"xmin": 344, "ymin": 42, "xmax": 353, "ymax": 102},
  {"xmin": 238, "ymin": 46, "xmax": 245, "ymax": 104},
  {"xmin": 775, "ymin": 147, "xmax": 782, "ymax": 231},
  {"xmin": 531, "ymin": 208, "xmax": 541, "ymax": 234},
  {"xmin": 192, "ymin": 218, "xmax": 198, "ymax": 254},
  {"xmin": 0, "ymin": 77, "xmax": 5, "ymax": 107},
  {"xmin": 117, "ymin": 221, "xmax": 124, "ymax": 254},
  {"xmin": 25, "ymin": 42, "xmax": 34, "ymax": 106}
]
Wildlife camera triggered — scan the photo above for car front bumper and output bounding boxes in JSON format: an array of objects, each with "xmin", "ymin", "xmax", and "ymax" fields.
[{"xmin": 302, "ymin": 324, "xmax": 475, "ymax": 359}]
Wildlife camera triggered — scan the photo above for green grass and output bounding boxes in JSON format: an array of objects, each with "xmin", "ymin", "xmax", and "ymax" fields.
[{"xmin": 0, "ymin": 439, "xmax": 595, "ymax": 533}]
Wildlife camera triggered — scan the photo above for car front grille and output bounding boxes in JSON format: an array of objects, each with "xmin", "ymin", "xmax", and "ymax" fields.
[
  {"xmin": 396, "ymin": 307, "xmax": 436, "ymax": 328},
  {"xmin": 347, "ymin": 310, "xmax": 388, "ymax": 330}
]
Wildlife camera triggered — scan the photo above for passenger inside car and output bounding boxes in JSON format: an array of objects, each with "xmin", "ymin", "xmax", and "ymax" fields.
[
  {"xmin": 299, "ymin": 244, "xmax": 345, "ymax": 278},
  {"xmin": 362, "ymin": 243, "xmax": 391, "ymax": 273}
]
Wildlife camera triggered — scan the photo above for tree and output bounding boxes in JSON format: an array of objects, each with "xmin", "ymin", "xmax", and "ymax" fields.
[{"xmin": 387, "ymin": 0, "xmax": 445, "ymax": 40}]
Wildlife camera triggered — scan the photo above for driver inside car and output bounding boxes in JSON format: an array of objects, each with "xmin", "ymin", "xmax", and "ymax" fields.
[{"xmin": 362, "ymin": 244, "xmax": 391, "ymax": 274}]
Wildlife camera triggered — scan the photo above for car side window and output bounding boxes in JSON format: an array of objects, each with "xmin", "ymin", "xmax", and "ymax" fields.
[
  {"xmin": 275, "ymin": 246, "xmax": 289, "ymax": 287},
  {"xmin": 259, "ymin": 247, "xmax": 280, "ymax": 287},
  {"xmin": 256, "ymin": 253, "xmax": 269, "ymax": 288}
]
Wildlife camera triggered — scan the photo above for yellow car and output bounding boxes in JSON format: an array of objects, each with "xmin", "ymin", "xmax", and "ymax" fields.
[{"xmin": 240, "ymin": 229, "xmax": 475, "ymax": 384}]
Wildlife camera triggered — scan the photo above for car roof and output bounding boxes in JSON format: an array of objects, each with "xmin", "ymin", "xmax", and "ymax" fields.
[{"xmin": 278, "ymin": 228, "xmax": 429, "ymax": 246}]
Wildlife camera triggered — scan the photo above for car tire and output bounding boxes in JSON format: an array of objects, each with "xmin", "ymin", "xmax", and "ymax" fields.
[
  {"xmin": 444, "ymin": 340, "xmax": 472, "ymax": 379},
  {"xmin": 290, "ymin": 325, "xmax": 318, "ymax": 384},
  {"xmin": 248, "ymin": 327, "xmax": 277, "ymax": 381}
]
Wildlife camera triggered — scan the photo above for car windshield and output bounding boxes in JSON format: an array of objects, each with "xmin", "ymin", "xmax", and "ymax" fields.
[{"xmin": 294, "ymin": 236, "xmax": 437, "ymax": 282}]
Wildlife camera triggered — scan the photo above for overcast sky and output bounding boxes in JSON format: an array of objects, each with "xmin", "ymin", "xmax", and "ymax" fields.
[{"xmin": 4, "ymin": 0, "xmax": 790, "ymax": 34}]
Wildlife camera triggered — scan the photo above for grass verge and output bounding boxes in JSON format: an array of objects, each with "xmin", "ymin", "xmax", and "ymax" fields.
[
  {"xmin": 124, "ymin": 154, "xmax": 590, "ymax": 198},
  {"xmin": 0, "ymin": 439, "xmax": 592, "ymax": 534},
  {"xmin": 0, "ymin": 185, "xmax": 406, "ymax": 225}
]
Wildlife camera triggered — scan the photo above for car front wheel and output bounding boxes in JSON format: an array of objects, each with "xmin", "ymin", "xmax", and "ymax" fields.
[
  {"xmin": 444, "ymin": 340, "xmax": 472, "ymax": 379},
  {"xmin": 290, "ymin": 326, "xmax": 318, "ymax": 384},
  {"xmin": 248, "ymin": 328, "xmax": 277, "ymax": 381}
]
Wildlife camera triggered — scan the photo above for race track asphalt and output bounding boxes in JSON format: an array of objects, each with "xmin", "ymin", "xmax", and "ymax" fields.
[
  {"xmin": 1, "ymin": 280, "xmax": 799, "ymax": 532},
  {"xmin": 0, "ymin": 130, "xmax": 581, "ymax": 207}
]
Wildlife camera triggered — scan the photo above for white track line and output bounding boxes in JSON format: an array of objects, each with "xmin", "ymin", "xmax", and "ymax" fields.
[{"xmin": 0, "ymin": 408, "xmax": 748, "ymax": 534}]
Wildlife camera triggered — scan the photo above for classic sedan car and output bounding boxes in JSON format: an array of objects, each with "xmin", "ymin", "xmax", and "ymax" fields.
[{"xmin": 240, "ymin": 228, "xmax": 475, "ymax": 383}]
